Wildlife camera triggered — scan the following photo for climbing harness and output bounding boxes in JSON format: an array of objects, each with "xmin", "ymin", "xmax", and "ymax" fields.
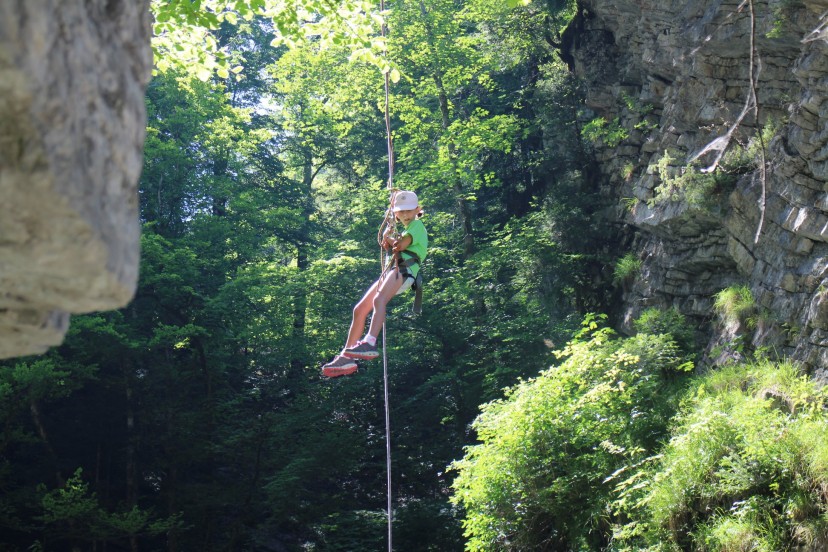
[{"xmin": 392, "ymin": 250, "xmax": 423, "ymax": 314}]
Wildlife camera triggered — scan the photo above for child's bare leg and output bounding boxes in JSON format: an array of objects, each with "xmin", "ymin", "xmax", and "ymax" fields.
[
  {"xmin": 323, "ymin": 279, "xmax": 384, "ymax": 377},
  {"xmin": 343, "ymin": 279, "xmax": 380, "ymax": 350},
  {"xmin": 366, "ymin": 269, "xmax": 405, "ymax": 339}
]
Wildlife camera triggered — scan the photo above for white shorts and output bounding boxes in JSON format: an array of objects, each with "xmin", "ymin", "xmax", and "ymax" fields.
[{"xmin": 394, "ymin": 274, "xmax": 415, "ymax": 295}]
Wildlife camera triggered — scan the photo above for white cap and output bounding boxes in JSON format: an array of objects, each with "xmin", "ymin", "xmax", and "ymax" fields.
[{"xmin": 393, "ymin": 190, "xmax": 419, "ymax": 211}]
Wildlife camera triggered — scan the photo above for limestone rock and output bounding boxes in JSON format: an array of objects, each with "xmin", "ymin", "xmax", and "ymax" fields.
[
  {"xmin": 0, "ymin": 1, "xmax": 152, "ymax": 358},
  {"xmin": 567, "ymin": 0, "xmax": 828, "ymax": 372}
]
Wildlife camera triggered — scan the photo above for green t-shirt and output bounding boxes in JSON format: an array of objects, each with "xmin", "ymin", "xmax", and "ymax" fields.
[{"xmin": 400, "ymin": 218, "xmax": 427, "ymax": 277}]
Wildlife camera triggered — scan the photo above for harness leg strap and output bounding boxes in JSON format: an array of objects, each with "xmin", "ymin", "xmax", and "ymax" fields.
[{"xmin": 413, "ymin": 277, "xmax": 423, "ymax": 314}]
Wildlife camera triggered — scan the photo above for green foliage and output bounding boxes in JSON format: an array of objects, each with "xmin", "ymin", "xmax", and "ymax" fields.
[
  {"xmin": 613, "ymin": 253, "xmax": 641, "ymax": 285},
  {"xmin": 714, "ymin": 284, "xmax": 757, "ymax": 329},
  {"xmin": 582, "ymin": 92, "xmax": 656, "ymax": 150},
  {"xmin": 620, "ymin": 91, "xmax": 658, "ymax": 133},
  {"xmin": 151, "ymin": 0, "xmax": 535, "ymax": 82},
  {"xmin": 151, "ymin": 0, "xmax": 387, "ymax": 80},
  {"xmin": 423, "ymin": 208, "xmax": 588, "ymax": 400},
  {"xmin": 634, "ymin": 307, "xmax": 696, "ymax": 354},
  {"xmin": 619, "ymin": 361, "xmax": 828, "ymax": 551},
  {"xmin": 582, "ymin": 116, "xmax": 628, "ymax": 147},
  {"xmin": 450, "ymin": 319, "xmax": 691, "ymax": 551},
  {"xmin": 719, "ymin": 119, "xmax": 781, "ymax": 174},
  {"xmin": 311, "ymin": 510, "xmax": 388, "ymax": 551},
  {"xmin": 766, "ymin": 0, "xmax": 804, "ymax": 38},
  {"xmin": 37, "ymin": 469, "xmax": 181, "ymax": 546},
  {"xmin": 650, "ymin": 119, "xmax": 780, "ymax": 209},
  {"xmin": 648, "ymin": 150, "xmax": 733, "ymax": 208}
]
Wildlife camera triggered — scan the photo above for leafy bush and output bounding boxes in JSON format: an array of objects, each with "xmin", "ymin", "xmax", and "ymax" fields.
[
  {"xmin": 311, "ymin": 511, "xmax": 388, "ymax": 551},
  {"xmin": 450, "ymin": 318, "xmax": 691, "ymax": 551},
  {"xmin": 634, "ymin": 307, "xmax": 696, "ymax": 354},
  {"xmin": 649, "ymin": 150, "xmax": 734, "ymax": 208},
  {"xmin": 649, "ymin": 120, "xmax": 779, "ymax": 210},
  {"xmin": 719, "ymin": 119, "xmax": 780, "ymax": 174},
  {"xmin": 37, "ymin": 469, "xmax": 181, "ymax": 548},
  {"xmin": 582, "ymin": 117, "xmax": 628, "ymax": 147},
  {"xmin": 613, "ymin": 360, "xmax": 828, "ymax": 551}
]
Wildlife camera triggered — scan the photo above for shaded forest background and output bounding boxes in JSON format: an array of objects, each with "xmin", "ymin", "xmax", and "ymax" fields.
[
  {"xmin": 5, "ymin": 1, "xmax": 828, "ymax": 551},
  {"xmin": 1, "ymin": 1, "xmax": 599, "ymax": 550}
]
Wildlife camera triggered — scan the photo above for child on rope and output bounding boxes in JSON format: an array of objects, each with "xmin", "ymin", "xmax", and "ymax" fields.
[{"xmin": 322, "ymin": 190, "xmax": 428, "ymax": 378}]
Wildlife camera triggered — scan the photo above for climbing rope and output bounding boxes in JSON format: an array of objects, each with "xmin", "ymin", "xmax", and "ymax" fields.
[{"xmin": 378, "ymin": 1, "xmax": 394, "ymax": 550}]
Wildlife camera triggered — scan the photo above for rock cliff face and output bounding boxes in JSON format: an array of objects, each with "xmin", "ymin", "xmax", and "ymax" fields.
[
  {"xmin": 566, "ymin": 0, "xmax": 828, "ymax": 374},
  {"xmin": 0, "ymin": 1, "xmax": 152, "ymax": 358}
]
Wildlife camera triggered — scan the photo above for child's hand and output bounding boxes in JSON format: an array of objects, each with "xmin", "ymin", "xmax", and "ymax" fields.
[{"xmin": 391, "ymin": 234, "xmax": 412, "ymax": 253}]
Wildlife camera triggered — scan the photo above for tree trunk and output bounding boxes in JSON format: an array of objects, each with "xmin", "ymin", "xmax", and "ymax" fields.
[
  {"xmin": 419, "ymin": 0, "xmax": 476, "ymax": 259},
  {"xmin": 434, "ymin": 73, "xmax": 476, "ymax": 259},
  {"xmin": 211, "ymin": 157, "xmax": 229, "ymax": 216},
  {"xmin": 293, "ymin": 245, "xmax": 308, "ymax": 341},
  {"xmin": 29, "ymin": 399, "xmax": 64, "ymax": 487},
  {"xmin": 166, "ymin": 463, "xmax": 179, "ymax": 552},
  {"xmin": 125, "ymin": 371, "xmax": 137, "ymax": 507},
  {"xmin": 290, "ymin": 152, "xmax": 314, "ymax": 372}
]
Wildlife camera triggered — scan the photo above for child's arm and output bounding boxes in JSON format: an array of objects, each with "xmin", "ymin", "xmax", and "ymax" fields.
[{"xmin": 391, "ymin": 234, "xmax": 413, "ymax": 253}]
